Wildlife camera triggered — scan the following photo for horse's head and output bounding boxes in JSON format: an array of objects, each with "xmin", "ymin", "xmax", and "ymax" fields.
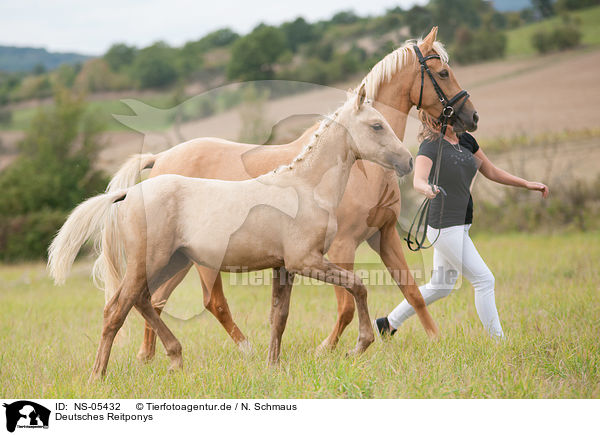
[
  {"xmin": 342, "ymin": 84, "xmax": 413, "ymax": 177},
  {"xmin": 410, "ymin": 27, "xmax": 479, "ymax": 133}
]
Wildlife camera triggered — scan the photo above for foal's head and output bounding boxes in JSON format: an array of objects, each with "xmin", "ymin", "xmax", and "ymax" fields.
[{"xmin": 342, "ymin": 84, "xmax": 413, "ymax": 177}]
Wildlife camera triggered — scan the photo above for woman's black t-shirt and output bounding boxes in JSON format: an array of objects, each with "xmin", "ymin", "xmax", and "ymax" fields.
[{"xmin": 417, "ymin": 132, "xmax": 480, "ymax": 229}]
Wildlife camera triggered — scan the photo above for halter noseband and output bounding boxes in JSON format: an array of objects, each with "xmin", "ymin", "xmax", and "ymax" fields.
[{"xmin": 413, "ymin": 45, "xmax": 470, "ymax": 125}]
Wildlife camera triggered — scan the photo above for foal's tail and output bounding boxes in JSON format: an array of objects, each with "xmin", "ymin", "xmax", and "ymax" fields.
[
  {"xmin": 93, "ymin": 153, "xmax": 156, "ymax": 304},
  {"xmin": 48, "ymin": 190, "xmax": 128, "ymax": 285}
]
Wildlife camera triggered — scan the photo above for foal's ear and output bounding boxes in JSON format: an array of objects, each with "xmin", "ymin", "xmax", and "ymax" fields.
[
  {"xmin": 420, "ymin": 26, "xmax": 438, "ymax": 53},
  {"xmin": 355, "ymin": 83, "xmax": 366, "ymax": 111}
]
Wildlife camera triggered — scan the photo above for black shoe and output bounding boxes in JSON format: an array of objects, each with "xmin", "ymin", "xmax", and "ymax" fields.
[{"xmin": 373, "ymin": 317, "xmax": 396, "ymax": 338}]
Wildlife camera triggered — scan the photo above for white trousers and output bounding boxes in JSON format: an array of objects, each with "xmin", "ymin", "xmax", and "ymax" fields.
[{"xmin": 388, "ymin": 224, "xmax": 504, "ymax": 337}]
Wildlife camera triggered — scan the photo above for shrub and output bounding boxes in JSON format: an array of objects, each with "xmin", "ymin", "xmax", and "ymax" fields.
[
  {"xmin": 0, "ymin": 210, "xmax": 67, "ymax": 261},
  {"xmin": 452, "ymin": 27, "xmax": 507, "ymax": 64},
  {"xmin": 0, "ymin": 87, "xmax": 107, "ymax": 260},
  {"xmin": 531, "ymin": 16, "xmax": 582, "ymax": 54}
]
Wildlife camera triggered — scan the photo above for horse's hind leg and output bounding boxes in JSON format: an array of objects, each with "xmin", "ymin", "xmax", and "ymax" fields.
[
  {"xmin": 137, "ymin": 262, "xmax": 192, "ymax": 362},
  {"xmin": 134, "ymin": 288, "xmax": 183, "ymax": 372},
  {"xmin": 267, "ymin": 267, "xmax": 294, "ymax": 366},
  {"xmin": 317, "ymin": 239, "xmax": 357, "ymax": 352},
  {"xmin": 196, "ymin": 265, "xmax": 249, "ymax": 352},
  {"xmin": 370, "ymin": 221, "xmax": 439, "ymax": 338},
  {"xmin": 89, "ymin": 271, "xmax": 143, "ymax": 382}
]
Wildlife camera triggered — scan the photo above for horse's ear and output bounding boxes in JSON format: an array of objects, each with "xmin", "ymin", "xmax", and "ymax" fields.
[
  {"xmin": 355, "ymin": 83, "xmax": 366, "ymax": 110},
  {"xmin": 420, "ymin": 27, "xmax": 438, "ymax": 53}
]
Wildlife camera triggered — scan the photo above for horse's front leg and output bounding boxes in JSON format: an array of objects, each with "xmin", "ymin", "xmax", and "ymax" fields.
[
  {"xmin": 294, "ymin": 257, "xmax": 374, "ymax": 355},
  {"xmin": 371, "ymin": 221, "xmax": 439, "ymax": 338},
  {"xmin": 267, "ymin": 267, "xmax": 294, "ymax": 366}
]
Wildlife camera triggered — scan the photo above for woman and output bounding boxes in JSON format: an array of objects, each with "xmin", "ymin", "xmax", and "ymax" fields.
[{"xmin": 374, "ymin": 110, "xmax": 549, "ymax": 338}]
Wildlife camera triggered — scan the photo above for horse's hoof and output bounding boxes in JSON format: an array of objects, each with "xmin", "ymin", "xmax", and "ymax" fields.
[
  {"xmin": 238, "ymin": 340, "xmax": 254, "ymax": 356},
  {"xmin": 315, "ymin": 340, "xmax": 335, "ymax": 355},
  {"xmin": 136, "ymin": 350, "xmax": 155, "ymax": 364},
  {"xmin": 88, "ymin": 372, "xmax": 103, "ymax": 384},
  {"xmin": 167, "ymin": 358, "xmax": 183, "ymax": 373}
]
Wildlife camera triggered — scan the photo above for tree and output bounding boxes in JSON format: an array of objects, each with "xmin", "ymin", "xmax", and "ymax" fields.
[
  {"xmin": 532, "ymin": 0, "xmax": 555, "ymax": 18},
  {"xmin": 281, "ymin": 17, "xmax": 316, "ymax": 52},
  {"xmin": 132, "ymin": 42, "xmax": 179, "ymax": 89},
  {"xmin": 226, "ymin": 26, "xmax": 287, "ymax": 81},
  {"xmin": 430, "ymin": 0, "xmax": 489, "ymax": 42},
  {"xmin": 406, "ymin": 5, "xmax": 434, "ymax": 37},
  {"xmin": 330, "ymin": 10, "xmax": 359, "ymax": 25},
  {"xmin": 104, "ymin": 43, "xmax": 136, "ymax": 71},
  {"xmin": 198, "ymin": 28, "xmax": 239, "ymax": 49}
]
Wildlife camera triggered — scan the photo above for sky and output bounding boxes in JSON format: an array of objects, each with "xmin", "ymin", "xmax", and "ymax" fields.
[{"xmin": 0, "ymin": 0, "xmax": 427, "ymax": 55}]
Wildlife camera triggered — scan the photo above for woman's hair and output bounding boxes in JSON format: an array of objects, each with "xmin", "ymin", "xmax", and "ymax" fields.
[{"xmin": 417, "ymin": 109, "xmax": 442, "ymax": 142}]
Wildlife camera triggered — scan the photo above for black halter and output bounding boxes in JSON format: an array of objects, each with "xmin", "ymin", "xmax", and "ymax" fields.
[
  {"xmin": 404, "ymin": 45, "xmax": 471, "ymax": 252},
  {"xmin": 413, "ymin": 45, "xmax": 470, "ymax": 124}
]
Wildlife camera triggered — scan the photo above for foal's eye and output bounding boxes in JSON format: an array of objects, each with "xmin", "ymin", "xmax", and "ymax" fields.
[
  {"xmin": 371, "ymin": 123, "xmax": 383, "ymax": 131},
  {"xmin": 439, "ymin": 69, "xmax": 449, "ymax": 78}
]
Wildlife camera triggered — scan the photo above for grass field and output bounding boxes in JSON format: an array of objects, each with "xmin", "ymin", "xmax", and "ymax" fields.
[
  {"xmin": 1, "ymin": 232, "xmax": 598, "ymax": 398},
  {"xmin": 506, "ymin": 5, "xmax": 600, "ymax": 57}
]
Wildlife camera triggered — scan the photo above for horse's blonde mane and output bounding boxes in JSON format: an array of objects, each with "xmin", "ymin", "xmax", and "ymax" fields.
[{"xmin": 359, "ymin": 39, "xmax": 449, "ymax": 100}]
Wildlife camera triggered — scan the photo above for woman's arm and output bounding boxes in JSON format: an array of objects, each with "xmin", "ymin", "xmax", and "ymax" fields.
[
  {"xmin": 413, "ymin": 155, "xmax": 439, "ymax": 199},
  {"xmin": 474, "ymin": 148, "xmax": 549, "ymax": 198}
]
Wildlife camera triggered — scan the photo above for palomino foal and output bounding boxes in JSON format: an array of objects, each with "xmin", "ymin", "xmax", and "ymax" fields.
[{"xmin": 48, "ymin": 86, "xmax": 413, "ymax": 380}]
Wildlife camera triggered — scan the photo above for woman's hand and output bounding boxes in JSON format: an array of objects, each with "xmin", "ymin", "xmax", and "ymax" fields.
[
  {"xmin": 423, "ymin": 184, "xmax": 440, "ymax": 199},
  {"xmin": 526, "ymin": 181, "xmax": 549, "ymax": 198}
]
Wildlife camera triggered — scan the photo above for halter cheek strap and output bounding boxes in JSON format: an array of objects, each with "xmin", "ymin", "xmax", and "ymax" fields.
[{"xmin": 413, "ymin": 45, "xmax": 469, "ymax": 124}]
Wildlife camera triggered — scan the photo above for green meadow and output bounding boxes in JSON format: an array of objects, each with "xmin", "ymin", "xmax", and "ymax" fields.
[{"xmin": 1, "ymin": 232, "xmax": 598, "ymax": 398}]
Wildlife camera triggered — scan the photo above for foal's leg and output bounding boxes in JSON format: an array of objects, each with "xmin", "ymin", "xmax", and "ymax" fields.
[
  {"xmin": 135, "ymin": 288, "xmax": 183, "ymax": 372},
  {"xmin": 196, "ymin": 265, "xmax": 249, "ymax": 351},
  {"xmin": 137, "ymin": 262, "xmax": 192, "ymax": 362},
  {"xmin": 267, "ymin": 267, "xmax": 294, "ymax": 366},
  {"xmin": 89, "ymin": 272, "xmax": 143, "ymax": 382},
  {"xmin": 370, "ymin": 221, "xmax": 439, "ymax": 338},
  {"xmin": 317, "ymin": 239, "xmax": 357, "ymax": 352},
  {"xmin": 295, "ymin": 257, "xmax": 374, "ymax": 355}
]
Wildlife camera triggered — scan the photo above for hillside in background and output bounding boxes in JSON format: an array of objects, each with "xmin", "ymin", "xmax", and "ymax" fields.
[{"xmin": 0, "ymin": 46, "xmax": 91, "ymax": 72}]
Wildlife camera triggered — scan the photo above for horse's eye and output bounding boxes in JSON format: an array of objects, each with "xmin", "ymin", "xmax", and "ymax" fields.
[
  {"xmin": 439, "ymin": 69, "xmax": 449, "ymax": 79},
  {"xmin": 371, "ymin": 123, "xmax": 383, "ymax": 131}
]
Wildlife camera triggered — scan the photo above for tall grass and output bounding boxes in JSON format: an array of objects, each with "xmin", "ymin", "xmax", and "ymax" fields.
[{"xmin": 1, "ymin": 232, "xmax": 598, "ymax": 398}]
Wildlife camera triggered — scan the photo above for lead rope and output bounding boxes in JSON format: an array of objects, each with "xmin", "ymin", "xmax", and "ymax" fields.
[{"xmin": 404, "ymin": 120, "xmax": 448, "ymax": 252}]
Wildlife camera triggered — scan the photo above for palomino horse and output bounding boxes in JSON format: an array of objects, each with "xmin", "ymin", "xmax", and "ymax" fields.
[
  {"xmin": 48, "ymin": 85, "xmax": 413, "ymax": 379},
  {"xmin": 101, "ymin": 27, "xmax": 478, "ymax": 359}
]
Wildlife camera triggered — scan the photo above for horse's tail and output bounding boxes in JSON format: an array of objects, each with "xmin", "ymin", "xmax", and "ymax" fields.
[
  {"xmin": 48, "ymin": 190, "xmax": 128, "ymax": 285},
  {"xmin": 106, "ymin": 153, "xmax": 156, "ymax": 192},
  {"xmin": 93, "ymin": 153, "xmax": 156, "ymax": 304}
]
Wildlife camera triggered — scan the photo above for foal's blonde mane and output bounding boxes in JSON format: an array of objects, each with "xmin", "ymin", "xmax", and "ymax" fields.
[
  {"xmin": 359, "ymin": 39, "xmax": 449, "ymax": 101},
  {"xmin": 271, "ymin": 96, "xmax": 356, "ymax": 174}
]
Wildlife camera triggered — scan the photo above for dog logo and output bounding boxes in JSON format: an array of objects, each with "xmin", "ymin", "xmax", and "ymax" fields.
[{"xmin": 2, "ymin": 401, "xmax": 50, "ymax": 432}]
